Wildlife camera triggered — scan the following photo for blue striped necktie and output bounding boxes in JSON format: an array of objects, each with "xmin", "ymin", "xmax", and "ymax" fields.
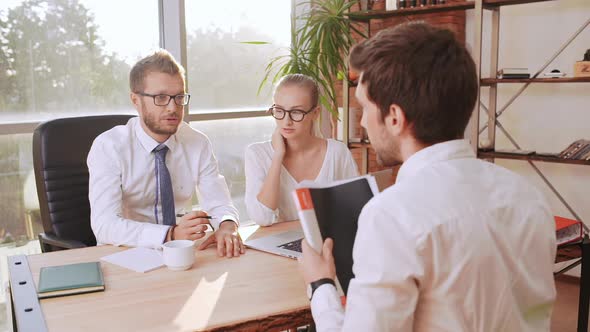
[{"xmin": 154, "ymin": 144, "xmax": 175, "ymax": 226}]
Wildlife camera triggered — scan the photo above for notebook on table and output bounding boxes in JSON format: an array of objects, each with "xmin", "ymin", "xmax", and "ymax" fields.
[{"xmin": 37, "ymin": 261, "xmax": 105, "ymax": 299}]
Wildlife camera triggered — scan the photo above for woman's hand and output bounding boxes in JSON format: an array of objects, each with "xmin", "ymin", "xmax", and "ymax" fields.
[{"xmin": 271, "ymin": 126, "xmax": 286, "ymax": 158}]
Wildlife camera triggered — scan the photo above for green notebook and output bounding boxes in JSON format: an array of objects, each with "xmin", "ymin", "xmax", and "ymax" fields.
[{"xmin": 38, "ymin": 261, "xmax": 105, "ymax": 299}]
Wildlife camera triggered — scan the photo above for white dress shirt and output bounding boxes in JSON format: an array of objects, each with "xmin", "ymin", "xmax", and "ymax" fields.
[
  {"xmin": 87, "ymin": 117, "xmax": 238, "ymax": 248},
  {"xmin": 311, "ymin": 139, "xmax": 556, "ymax": 332},
  {"xmin": 245, "ymin": 139, "xmax": 359, "ymax": 226}
]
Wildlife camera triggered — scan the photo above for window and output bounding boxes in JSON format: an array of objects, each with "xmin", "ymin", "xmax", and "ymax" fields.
[
  {"xmin": 185, "ymin": 0, "xmax": 292, "ymax": 112},
  {"xmin": 0, "ymin": 0, "xmax": 159, "ymax": 122},
  {"xmin": 190, "ymin": 116, "xmax": 275, "ymax": 221},
  {"xmin": 0, "ymin": 0, "xmax": 159, "ymax": 242}
]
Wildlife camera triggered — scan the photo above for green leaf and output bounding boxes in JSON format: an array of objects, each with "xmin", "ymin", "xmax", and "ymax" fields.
[{"xmin": 240, "ymin": 41, "xmax": 271, "ymax": 45}]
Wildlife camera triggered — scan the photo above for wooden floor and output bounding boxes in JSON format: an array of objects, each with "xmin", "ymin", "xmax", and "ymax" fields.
[{"xmin": 553, "ymin": 276, "xmax": 586, "ymax": 332}]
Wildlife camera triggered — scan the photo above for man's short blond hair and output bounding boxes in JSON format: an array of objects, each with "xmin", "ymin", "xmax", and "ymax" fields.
[{"xmin": 129, "ymin": 49, "xmax": 185, "ymax": 93}]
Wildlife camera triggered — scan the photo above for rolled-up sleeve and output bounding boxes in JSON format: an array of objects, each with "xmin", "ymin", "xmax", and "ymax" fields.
[
  {"xmin": 244, "ymin": 145, "xmax": 279, "ymax": 226},
  {"xmin": 88, "ymin": 138, "xmax": 169, "ymax": 248},
  {"xmin": 195, "ymin": 137, "xmax": 239, "ymax": 229}
]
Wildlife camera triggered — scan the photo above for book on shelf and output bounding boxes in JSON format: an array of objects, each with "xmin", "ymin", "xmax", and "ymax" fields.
[
  {"xmin": 559, "ymin": 139, "xmax": 590, "ymax": 159},
  {"xmin": 292, "ymin": 175, "xmax": 379, "ymax": 295},
  {"xmin": 497, "ymin": 68, "xmax": 530, "ymax": 79},
  {"xmin": 571, "ymin": 143, "xmax": 590, "ymax": 160},
  {"xmin": 37, "ymin": 261, "xmax": 105, "ymax": 299},
  {"xmin": 497, "ymin": 73, "xmax": 531, "ymax": 79},
  {"xmin": 555, "ymin": 216, "xmax": 584, "ymax": 246},
  {"xmin": 497, "ymin": 68, "xmax": 529, "ymax": 75}
]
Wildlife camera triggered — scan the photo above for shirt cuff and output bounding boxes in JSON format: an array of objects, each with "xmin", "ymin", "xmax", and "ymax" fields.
[
  {"xmin": 215, "ymin": 214, "xmax": 239, "ymax": 230},
  {"xmin": 311, "ymin": 283, "xmax": 342, "ymax": 312},
  {"xmin": 138, "ymin": 223, "xmax": 170, "ymax": 249}
]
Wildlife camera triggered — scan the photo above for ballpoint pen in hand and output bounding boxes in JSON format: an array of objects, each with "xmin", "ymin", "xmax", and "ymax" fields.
[{"xmin": 176, "ymin": 213, "xmax": 215, "ymax": 219}]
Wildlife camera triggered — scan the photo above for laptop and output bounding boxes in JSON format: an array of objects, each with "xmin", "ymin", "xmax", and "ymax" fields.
[{"xmin": 244, "ymin": 230, "xmax": 304, "ymax": 259}]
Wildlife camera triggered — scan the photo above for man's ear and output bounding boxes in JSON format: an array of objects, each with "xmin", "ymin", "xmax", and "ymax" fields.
[
  {"xmin": 384, "ymin": 104, "xmax": 407, "ymax": 136},
  {"xmin": 130, "ymin": 92, "xmax": 141, "ymax": 111}
]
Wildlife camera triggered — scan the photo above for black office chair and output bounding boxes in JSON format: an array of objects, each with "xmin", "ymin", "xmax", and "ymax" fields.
[{"xmin": 33, "ymin": 115, "xmax": 134, "ymax": 252}]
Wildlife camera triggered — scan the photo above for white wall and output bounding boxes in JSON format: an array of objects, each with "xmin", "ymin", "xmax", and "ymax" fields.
[{"xmin": 466, "ymin": 0, "xmax": 590, "ymax": 275}]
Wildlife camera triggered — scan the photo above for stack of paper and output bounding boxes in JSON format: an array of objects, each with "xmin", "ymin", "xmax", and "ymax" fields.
[{"xmin": 101, "ymin": 247, "xmax": 164, "ymax": 273}]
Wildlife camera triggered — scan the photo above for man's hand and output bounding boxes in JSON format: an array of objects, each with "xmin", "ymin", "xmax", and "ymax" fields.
[
  {"xmin": 299, "ymin": 238, "xmax": 336, "ymax": 284},
  {"xmin": 166, "ymin": 211, "xmax": 210, "ymax": 242},
  {"xmin": 197, "ymin": 220, "xmax": 245, "ymax": 258}
]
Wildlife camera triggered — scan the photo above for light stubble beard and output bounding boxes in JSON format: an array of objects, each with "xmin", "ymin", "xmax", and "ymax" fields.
[{"xmin": 140, "ymin": 100, "xmax": 182, "ymax": 136}]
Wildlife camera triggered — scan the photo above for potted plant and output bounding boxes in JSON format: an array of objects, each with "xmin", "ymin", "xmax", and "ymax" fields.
[{"xmin": 251, "ymin": 0, "xmax": 364, "ymax": 123}]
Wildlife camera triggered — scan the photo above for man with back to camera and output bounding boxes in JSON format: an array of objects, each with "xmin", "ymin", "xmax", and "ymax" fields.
[
  {"xmin": 299, "ymin": 22, "xmax": 556, "ymax": 331},
  {"xmin": 88, "ymin": 49, "xmax": 245, "ymax": 257}
]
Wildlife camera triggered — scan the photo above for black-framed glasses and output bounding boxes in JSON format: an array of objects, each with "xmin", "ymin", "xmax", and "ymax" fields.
[
  {"xmin": 268, "ymin": 105, "xmax": 314, "ymax": 122},
  {"xmin": 137, "ymin": 92, "xmax": 191, "ymax": 106}
]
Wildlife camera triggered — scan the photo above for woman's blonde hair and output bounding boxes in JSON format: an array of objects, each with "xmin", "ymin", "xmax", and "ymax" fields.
[{"xmin": 275, "ymin": 74, "xmax": 323, "ymax": 138}]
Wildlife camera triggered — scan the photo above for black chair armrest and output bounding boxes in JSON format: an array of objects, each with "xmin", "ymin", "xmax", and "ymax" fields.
[{"xmin": 38, "ymin": 232, "xmax": 87, "ymax": 252}]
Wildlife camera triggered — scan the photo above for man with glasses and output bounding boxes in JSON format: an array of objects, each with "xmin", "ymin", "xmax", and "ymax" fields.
[{"xmin": 87, "ymin": 49, "xmax": 244, "ymax": 257}]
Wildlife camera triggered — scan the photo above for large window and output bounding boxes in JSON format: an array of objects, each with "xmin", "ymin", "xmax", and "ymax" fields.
[
  {"xmin": 190, "ymin": 117, "xmax": 275, "ymax": 221},
  {"xmin": 0, "ymin": 0, "xmax": 159, "ymax": 248},
  {"xmin": 185, "ymin": 0, "xmax": 291, "ymax": 112},
  {"xmin": 0, "ymin": 0, "xmax": 159, "ymax": 122},
  {"xmin": 184, "ymin": 0, "xmax": 292, "ymax": 220}
]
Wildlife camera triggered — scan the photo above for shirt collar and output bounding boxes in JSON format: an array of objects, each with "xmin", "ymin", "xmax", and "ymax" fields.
[
  {"xmin": 134, "ymin": 117, "xmax": 179, "ymax": 153},
  {"xmin": 396, "ymin": 139, "xmax": 476, "ymax": 183}
]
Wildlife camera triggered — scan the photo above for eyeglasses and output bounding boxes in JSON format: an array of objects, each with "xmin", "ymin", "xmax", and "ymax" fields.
[
  {"xmin": 268, "ymin": 105, "xmax": 314, "ymax": 122},
  {"xmin": 137, "ymin": 92, "xmax": 191, "ymax": 106}
]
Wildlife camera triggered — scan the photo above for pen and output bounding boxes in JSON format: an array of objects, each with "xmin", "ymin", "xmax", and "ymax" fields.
[{"xmin": 175, "ymin": 213, "xmax": 215, "ymax": 219}]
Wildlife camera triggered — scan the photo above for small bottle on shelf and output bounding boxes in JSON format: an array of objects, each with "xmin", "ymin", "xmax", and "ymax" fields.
[
  {"xmin": 419, "ymin": 0, "xmax": 427, "ymax": 6},
  {"xmin": 386, "ymin": 0, "xmax": 398, "ymax": 10}
]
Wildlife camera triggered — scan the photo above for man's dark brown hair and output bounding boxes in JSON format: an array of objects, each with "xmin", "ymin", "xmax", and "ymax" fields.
[{"xmin": 350, "ymin": 22, "xmax": 478, "ymax": 145}]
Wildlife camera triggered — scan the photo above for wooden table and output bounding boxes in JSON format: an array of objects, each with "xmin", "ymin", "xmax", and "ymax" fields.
[{"xmin": 8, "ymin": 221, "xmax": 311, "ymax": 332}]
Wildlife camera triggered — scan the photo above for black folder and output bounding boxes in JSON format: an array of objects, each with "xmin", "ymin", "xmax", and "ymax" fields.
[{"xmin": 306, "ymin": 177, "xmax": 376, "ymax": 294}]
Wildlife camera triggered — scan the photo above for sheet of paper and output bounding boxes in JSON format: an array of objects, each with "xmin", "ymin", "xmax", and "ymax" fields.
[{"xmin": 101, "ymin": 247, "xmax": 164, "ymax": 273}]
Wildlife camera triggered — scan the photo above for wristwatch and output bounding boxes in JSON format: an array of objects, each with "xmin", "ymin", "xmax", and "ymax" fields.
[{"xmin": 307, "ymin": 278, "xmax": 335, "ymax": 300}]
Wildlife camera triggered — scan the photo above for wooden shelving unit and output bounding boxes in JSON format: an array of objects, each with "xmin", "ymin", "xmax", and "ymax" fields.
[
  {"xmin": 472, "ymin": 1, "xmax": 590, "ymax": 330},
  {"xmin": 478, "ymin": 151, "xmax": 590, "ymax": 166},
  {"xmin": 481, "ymin": 77, "xmax": 590, "ymax": 85},
  {"xmin": 483, "ymin": 0, "xmax": 555, "ymax": 7},
  {"xmin": 348, "ymin": 142, "xmax": 371, "ymax": 149},
  {"xmin": 347, "ymin": 1, "xmax": 475, "ymax": 21}
]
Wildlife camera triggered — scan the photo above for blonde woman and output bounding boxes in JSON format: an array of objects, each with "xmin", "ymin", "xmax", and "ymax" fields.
[{"xmin": 245, "ymin": 74, "xmax": 359, "ymax": 226}]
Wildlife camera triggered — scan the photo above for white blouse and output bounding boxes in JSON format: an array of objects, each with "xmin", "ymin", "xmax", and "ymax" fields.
[{"xmin": 244, "ymin": 139, "xmax": 359, "ymax": 226}]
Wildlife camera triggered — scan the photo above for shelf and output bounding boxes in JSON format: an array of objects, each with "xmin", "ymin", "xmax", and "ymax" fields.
[
  {"xmin": 345, "ymin": 0, "xmax": 556, "ymax": 21},
  {"xmin": 483, "ymin": 0, "xmax": 556, "ymax": 8},
  {"xmin": 481, "ymin": 77, "xmax": 590, "ymax": 85},
  {"xmin": 347, "ymin": 1, "xmax": 475, "ymax": 21},
  {"xmin": 556, "ymin": 240, "xmax": 583, "ymax": 263},
  {"xmin": 349, "ymin": 142, "xmax": 371, "ymax": 149},
  {"xmin": 478, "ymin": 151, "xmax": 590, "ymax": 165}
]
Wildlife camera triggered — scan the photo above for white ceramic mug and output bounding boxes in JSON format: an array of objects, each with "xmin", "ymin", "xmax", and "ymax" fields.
[{"xmin": 161, "ymin": 240, "xmax": 195, "ymax": 271}]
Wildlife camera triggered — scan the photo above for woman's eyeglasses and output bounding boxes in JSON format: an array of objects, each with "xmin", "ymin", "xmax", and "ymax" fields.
[{"xmin": 268, "ymin": 105, "xmax": 314, "ymax": 122}]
